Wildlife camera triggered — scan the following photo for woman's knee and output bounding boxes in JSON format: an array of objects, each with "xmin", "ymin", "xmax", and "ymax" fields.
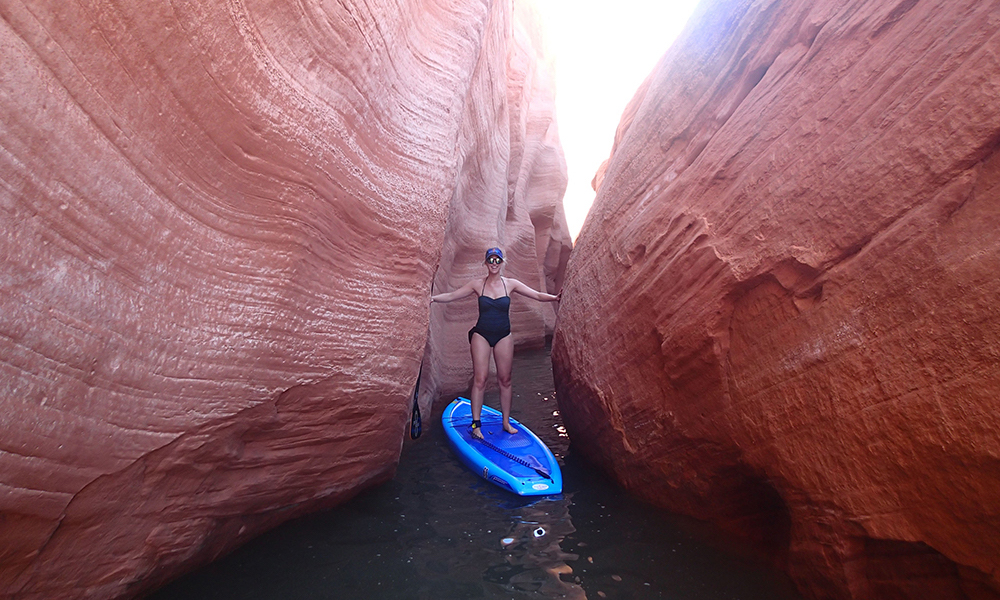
[
  {"xmin": 496, "ymin": 372, "xmax": 512, "ymax": 389},
  {"xmin": 472, "ymin": 372, "xmax": 489, "ymax": 390}
]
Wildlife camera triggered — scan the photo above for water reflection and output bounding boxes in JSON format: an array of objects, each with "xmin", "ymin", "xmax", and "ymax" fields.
[
  {"xmin": 150, "ymin": 347, "xmax": 800, "ymax": 600},
  {"xmin": 483, "ymin": 495, "xmax": 584, "ymax": 598}
]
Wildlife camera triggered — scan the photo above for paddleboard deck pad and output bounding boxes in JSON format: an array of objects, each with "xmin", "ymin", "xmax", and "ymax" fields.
[{"xmin": 442, "ymin": 397, "xmax": 562, "ymax": 496}]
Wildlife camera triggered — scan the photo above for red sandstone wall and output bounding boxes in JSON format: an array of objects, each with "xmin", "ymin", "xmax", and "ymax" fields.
[
  {"xmin": 552, "ymin": 1, "xmax": 1000, "ymax": 599},
  {"xmin": 420, "ymin": 0, "xmax": 570, "ymax": 411},
  {"xmin": 0, "ymin": 0, "xmax": 568, "ymax": 597}
]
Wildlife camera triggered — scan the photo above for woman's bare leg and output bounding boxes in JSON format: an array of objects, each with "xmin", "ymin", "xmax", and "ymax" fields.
[
  {"xmin": 469, "ymin": 332, "xmax": 492, "ymax": 439},
  {"xmin": 493, "ymin": 335, "xmax": 517, "ymax": 434}
]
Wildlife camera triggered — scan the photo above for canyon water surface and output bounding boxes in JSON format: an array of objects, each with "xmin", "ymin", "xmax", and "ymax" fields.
[{"xmin": 150, "ymin": 346, "xmax": 802, "ymax": 600}]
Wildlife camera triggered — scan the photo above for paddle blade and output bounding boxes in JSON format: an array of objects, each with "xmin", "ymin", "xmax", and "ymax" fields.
[
  {"xmin": 524, "ymin": 455, "xmax": 552, "ymax": 481},
  {"xmin": 410, "ymin": 401, "xmax": 422, "ymax": 439}
]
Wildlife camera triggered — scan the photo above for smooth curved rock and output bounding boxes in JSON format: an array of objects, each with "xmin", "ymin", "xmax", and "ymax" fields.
[
  {"xmin": 553, "ymin": 0, "xmax": 1000, "ymax": 599},
  {"xmin": 0, "ymin": 0, "xmax": 567, "ymax": 597},
  {"xmin": 420, "ymin": 0, "xmax": 571, "ymax": 409}
]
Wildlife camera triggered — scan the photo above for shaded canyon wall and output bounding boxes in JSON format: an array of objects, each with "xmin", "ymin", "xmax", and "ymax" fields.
[
  {"xmin": 0, "ymin": 0, "xmax": 569, "ymax": 597},
  {"xmin": 552, "ymin": 0, "xmax": 1000, "ymax": 599}
]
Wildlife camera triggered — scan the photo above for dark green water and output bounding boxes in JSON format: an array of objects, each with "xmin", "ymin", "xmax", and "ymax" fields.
[{"xmin": 149, "ymin": 347, "xmax": 802, "ymax": 600}]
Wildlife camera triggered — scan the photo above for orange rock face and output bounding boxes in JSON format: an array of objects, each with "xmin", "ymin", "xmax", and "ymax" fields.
[
  {"xmin": 0, "ymin": 0, "xmax": 568, "ymax": 597},
  {"xmin": 552, "ymin": 0, "xmax": 1000, "ymax": 599}
]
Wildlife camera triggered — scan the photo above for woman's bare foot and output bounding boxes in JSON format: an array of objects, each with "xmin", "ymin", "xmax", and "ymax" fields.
[
  {"xmin": 471, "ymin": 420, "xmax": 484, "ymax": 440},
  {"xmin": 503, "ymin": 422, "xmax": 518, "ymax": 434}
]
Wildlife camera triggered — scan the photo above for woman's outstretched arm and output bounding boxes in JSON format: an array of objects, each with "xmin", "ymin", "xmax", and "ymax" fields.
[
  {"xmin": 430, "ymin": 279, "xmax": 480, "ymax": 304},
  {"xmin": 506, "ymin": 278, "xmax": 561, "ymax": 302}
]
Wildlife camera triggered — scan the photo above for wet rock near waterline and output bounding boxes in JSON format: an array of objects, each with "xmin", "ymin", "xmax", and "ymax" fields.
[
  {"xmin": 552, "ymin": 0, "xmax": 1000, "ymax": 599},
  {"xmin": 0, "ymin": 0, "xmax": 568, "ymax": 597}
]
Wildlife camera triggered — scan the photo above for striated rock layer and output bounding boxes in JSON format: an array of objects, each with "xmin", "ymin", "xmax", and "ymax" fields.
[
  {"xmin": 552, "ymin": 0, "xmax": 1000, "ymax": 599},
  {"xmin": 421, "ymin": 0, "xmax": 571, "ymax": 411},
  {"xmin": 0, "ymin": 0, "xmax": 569, "ymax": 597}
]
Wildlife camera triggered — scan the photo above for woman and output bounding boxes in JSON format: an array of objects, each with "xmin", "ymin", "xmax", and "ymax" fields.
[{"xmin": 430, "ymin": 247, "xmax": 560, "ymax": 439}]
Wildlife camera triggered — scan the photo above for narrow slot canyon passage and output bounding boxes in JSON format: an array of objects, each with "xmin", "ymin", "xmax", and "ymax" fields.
[
  {"xmin": 149, "ymin": 347, "xmax": 804, "ymax": 600},
  {"xmin": 1, "ymin": 0, "xmax": 998, "ymax": 598}
]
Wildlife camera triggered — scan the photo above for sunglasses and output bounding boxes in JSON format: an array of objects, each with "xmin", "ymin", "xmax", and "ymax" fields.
[{"xmin": 487, "ymin": 257, "xmax": 503, "ymax": 265}]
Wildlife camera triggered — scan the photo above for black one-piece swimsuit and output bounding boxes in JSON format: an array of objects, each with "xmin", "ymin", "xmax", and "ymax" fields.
[{"xmin": 468, "ymin": 278, "xmax": 511, "ymax": 347}]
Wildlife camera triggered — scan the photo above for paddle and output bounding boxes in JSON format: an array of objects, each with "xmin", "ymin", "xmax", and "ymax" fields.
[
  {"xmin": 410, "ymin": 271, "xmax": 437, "ymax": 440},
  {"xmin": 523, "ymin": 454, "xmax": 553, "ymax": 481},
  {"xmin": 473, "ymin": 435, "xmax": 553, "ymax": 482},
  {"xmin": 409, "ymin": 364, "xmax": 422, "ymax": 439}
]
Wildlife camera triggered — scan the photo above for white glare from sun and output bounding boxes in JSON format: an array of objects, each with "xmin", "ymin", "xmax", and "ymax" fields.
[{"xmin": 532, "ymin": 0, "xmax": 702, "ymax": 239}]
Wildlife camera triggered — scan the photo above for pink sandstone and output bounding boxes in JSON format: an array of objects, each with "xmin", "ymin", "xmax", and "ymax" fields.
[
  {"xmin": 553, "ymin": 0, "xmax": 1000, "ymax": 599},
  {"xmin": 420, "ymin": 0, "xmax": 570, "ymax": 411},
  {"xmin": 0, "ymin": 0, "xmax": 569, "ymax": 597}
]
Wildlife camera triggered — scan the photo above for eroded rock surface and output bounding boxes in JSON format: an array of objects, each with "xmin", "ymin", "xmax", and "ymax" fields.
[
  {"xmin": 553, "ymin": 0, "xmax": 1000, "ymax": 599},
  {"xmin": 0, "ymin": 0, "xmax": 568, "ymax": 597},
  {"xmin": 421, "ymin": 0, "xmax": 571, "ymax": 410}
]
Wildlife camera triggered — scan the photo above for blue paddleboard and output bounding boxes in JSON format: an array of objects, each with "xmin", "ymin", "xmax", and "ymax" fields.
[{"xmin": 442, "ymin": 397, "xmax": 562, "ymax": 496}]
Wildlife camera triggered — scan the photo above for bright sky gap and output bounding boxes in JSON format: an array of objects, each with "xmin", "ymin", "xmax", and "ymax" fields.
[{"xmin": 533, "ymin": 0, "xmax": 703, "ymax": 239}]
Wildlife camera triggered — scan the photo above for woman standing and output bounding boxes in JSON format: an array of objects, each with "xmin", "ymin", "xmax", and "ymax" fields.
[{"xmin": 430, "ymin": 248, "xmax": 560, "ymax": 439}]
